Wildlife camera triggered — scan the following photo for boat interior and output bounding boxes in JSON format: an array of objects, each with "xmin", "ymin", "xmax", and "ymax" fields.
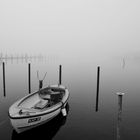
[
  {"xmin": 35, "ymin": 87, "xmax": 65, "ymax": 109},
  {"xmin": 18, "ymin": 87, "xmax": 65, "ymax": 114}
]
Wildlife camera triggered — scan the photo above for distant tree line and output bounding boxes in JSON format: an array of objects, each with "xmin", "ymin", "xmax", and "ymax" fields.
[{"xmin": 0, "ymin": 53, "xmax": 44, "ymax": 60}]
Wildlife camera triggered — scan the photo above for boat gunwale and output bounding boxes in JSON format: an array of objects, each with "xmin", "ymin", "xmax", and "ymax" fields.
[
  {"xmin": 8, "ymin": 86, "xmax": 69, "ymax": 120},
  {"xmin": 18, "ymin": 86, "xmax": 66, "ymax": 107},
  {"xmin": 8, "ymin": 98, "xmax": 69, "ymax": 119}
]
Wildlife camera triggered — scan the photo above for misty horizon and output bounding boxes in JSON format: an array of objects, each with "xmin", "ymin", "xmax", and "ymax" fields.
[{"xmin": 0, "ymin": 0, "xmax": 140, "ymax": 61}]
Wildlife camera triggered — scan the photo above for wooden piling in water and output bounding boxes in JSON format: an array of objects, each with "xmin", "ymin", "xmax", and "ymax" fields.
[
  {"xmin": 2, "ymin": 62, "xmax": 6, "ymax": 97},
  {"xmin": 59, "ymin": 65, "xmax": 62, "ymax": 85},
  {"xmin": 28, "ymin": 63, "xmax": 31, "ymax": 93},
  {"xmin": 95, "ymin": 66, "xmax": 100, "ymax": 112}
]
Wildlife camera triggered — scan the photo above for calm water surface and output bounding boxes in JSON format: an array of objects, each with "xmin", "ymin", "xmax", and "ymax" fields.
[{"xmin": 0, "ymin": 57, "xmax": 140, "ymax": 140}]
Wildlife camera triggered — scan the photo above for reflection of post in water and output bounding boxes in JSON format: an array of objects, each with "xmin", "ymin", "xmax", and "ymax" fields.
[
  {"xmin": 10, "ymin": 54, "xmax": 14, "ymax": 64},
  {"xmin": 16, "ymin": 54, "xmax": 19, "ymax": 64},
  {"xmin": 0, "ymin": 53, "xmax": 46, "ymax": 64},
  {"xmin": 2, "ymin": 62, "xmax": 6, "ymax": 97},
  {"xmin": 25, "ymin": 54, "xmax": 28, "ymax": 63},
  {"xmin": 12, "ymin": 104, "xmax": 69, "ymax": 140},
  {"xmin": 95, "ymin": 66, "xmax": 100, "ymax": 112},
  {"xmin": 116, "ymin": 92, "xmax": 125, "ymax": 140}
]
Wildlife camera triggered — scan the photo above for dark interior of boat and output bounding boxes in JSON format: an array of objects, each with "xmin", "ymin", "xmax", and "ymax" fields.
[{"xmin": 34, "ymin": 87, "xmax": 65, "ymax": 109}]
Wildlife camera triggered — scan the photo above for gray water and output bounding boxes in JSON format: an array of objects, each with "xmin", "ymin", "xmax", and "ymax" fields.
[{"xmin": 0, "ymin": 56, "xmax": 140, "ymax": 140}]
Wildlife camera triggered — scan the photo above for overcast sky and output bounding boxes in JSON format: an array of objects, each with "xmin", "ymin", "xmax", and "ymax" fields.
[{"xmin": 0, "ymin": 0, "xmax": 140, "ymax": 59}]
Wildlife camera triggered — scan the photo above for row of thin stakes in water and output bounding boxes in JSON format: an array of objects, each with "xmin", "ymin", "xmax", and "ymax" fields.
[
  {"xmin": 1, "ymin": 62, "xmax": 125, "ymax": 112},
  {"xmin": 1, "ymin": 62, "xmax": 62, "ymax": 98},
  {"xmin": 0, "ymin": 62, "xmax": 125, "ymax": 139},
  {"xmin": 95, "ymin": 66, "xmax": 125, "ymax": 112},
  {"xmin": 0, "ymin": 53, "xmax": 59, "ymax": 64},
  {"xmin": 95, "ymin": 66, "xmax": 125, "ymax": 139}
]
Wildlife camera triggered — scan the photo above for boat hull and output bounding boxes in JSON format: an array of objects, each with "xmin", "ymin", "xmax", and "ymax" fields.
[
  {"xmin": 11, "ymin": 108, "xmax": 61, "ymax": 133},
  {"xmin": 9, "ymin": 85, "xmax": 69, "ymax": 133}
]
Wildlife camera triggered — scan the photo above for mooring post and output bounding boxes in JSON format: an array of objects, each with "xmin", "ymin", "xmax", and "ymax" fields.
[
  {"xmin": 95, "ymin": 66, "xmax": 100, "ymax": 112},
  {"xmin": 28, "ymin": 63, "xmax": 31, "ymax": 93},
  {"xmin": 116, "ymin": 92, "xmax": 125, "ymax": 140},
  {"xmin": 59, "ymin": 65, "xmax": 62, "ymax": 85},
  {"xmin": 2, "ymin": 62, "xmax": 6, "ymax": 97},
  {"xmin": 39, "ymin": 80, "xmax": 43, "ymax": 89}
]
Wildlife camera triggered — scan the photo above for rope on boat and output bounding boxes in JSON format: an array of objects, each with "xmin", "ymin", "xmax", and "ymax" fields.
[
  {"xmin": 42, "ymin": 72, "xmax": 47, "ymax": 81},
  {"xmin": 37, "ymin": 71, "xmax": 47, "ymax": 81}
]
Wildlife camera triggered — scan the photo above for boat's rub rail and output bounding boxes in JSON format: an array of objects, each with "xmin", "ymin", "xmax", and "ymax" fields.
[
  {"xmin": 18, "ymin": 86, "xmax": 66, "ymax": 107},
  {"xmin": 8, "ymin": 85, "xmax": 70, "ymax": 120},
  {"xmin": 8, "ymin": 97, "xmax": 69, "ymax": 120},
  {"xmin": 18, "ymin": 107, "xmax": 41, "ymax": 112},
  {"xmin": 8, "ymin": 104, "xmax": 62, "ymax": 120}
]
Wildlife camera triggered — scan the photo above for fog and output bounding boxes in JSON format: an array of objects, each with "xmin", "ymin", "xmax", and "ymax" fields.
[{"xmin": 0, "ymin": 0, "xmax": 140, "ymax": 61}]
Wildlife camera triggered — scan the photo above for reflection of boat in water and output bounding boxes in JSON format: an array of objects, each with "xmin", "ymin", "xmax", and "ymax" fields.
[
  {"xmin": 9, "ymin": 85, "xmax": 69, "ymax": 133},
  {"xmin": 12, "ymin": 103, "xmax": 69, "ymax": 140}
]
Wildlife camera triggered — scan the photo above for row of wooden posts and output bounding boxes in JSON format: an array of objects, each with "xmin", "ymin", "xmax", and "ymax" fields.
[
  {"xmin": 2, "ymin": 62, "xmax": 62, "ymax": 97},
  {"xmin": 95, "ymin": 66, "xmax": 124, "ymax": 112},
  {"xmin": 2, "ymin": 62, "xmax": 124, "ymax": 139},
  {"xmin": 95, "ymin": 66, "xmax": 124, "ymax": 140},
  {"xmin": 2, "ymin": 62, "xmax": 124, "ymax": 113},
  {"xmin": 29, "ymin": 64, "xmax": 63, "ymax": 93},
  {"xmin": 28, "ymin": 63, "xmax": 62, "ymax": 93}
]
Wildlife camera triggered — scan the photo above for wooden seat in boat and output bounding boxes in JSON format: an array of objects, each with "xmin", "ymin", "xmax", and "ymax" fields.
[{"xmin": 34, "ymin": 100, "xmax": 49, "ymax": 109}]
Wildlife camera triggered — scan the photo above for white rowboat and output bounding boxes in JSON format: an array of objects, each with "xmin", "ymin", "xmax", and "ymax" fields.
[{"xmin": 8, "ymin": 85, "xmax": 69, "ymax": 133}]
